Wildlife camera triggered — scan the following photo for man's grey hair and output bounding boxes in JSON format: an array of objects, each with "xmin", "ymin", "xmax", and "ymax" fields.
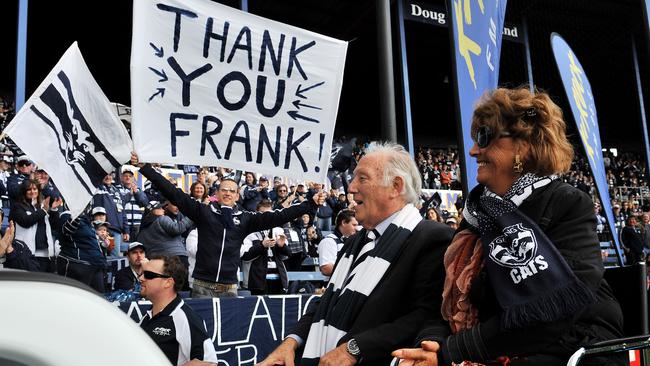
[{"xmin": 364, "ymin": 141, "xmax": 422, "ymax": 205}]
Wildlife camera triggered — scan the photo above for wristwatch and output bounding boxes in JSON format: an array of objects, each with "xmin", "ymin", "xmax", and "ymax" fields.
[{"xmin": 346, "ymin": 338, "xmax": 362, "ymax": 359}]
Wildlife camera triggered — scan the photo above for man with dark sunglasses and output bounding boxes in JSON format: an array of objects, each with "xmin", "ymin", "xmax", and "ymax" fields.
[
  {"xmin": 7, "ymin": 155, "xmax": 34, "ymax": 200},
  {"xmin": 139, "ymin": 255, "xmax": 217, "ymax": 366}
]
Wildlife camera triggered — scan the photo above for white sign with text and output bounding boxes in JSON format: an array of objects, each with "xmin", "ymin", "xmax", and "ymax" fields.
[{"xmin": 131, "ymin": 0, "xmax": 348, "ymax": 182}]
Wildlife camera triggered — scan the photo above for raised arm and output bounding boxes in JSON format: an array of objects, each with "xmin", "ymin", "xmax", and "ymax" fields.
[
  {"xmin": 245, "ymin": 192, "xmax": 325, "ymax": 233},
  {"xmin": 132, "ymin": 153, "xmax": 203, "ymax": 223}
]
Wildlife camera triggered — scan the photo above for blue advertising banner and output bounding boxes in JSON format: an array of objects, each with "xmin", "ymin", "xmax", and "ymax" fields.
[
  {"xmin": 448, "ymin": 0, "xmax": 508, "ymax": 192},
  {"xmin": 550, "ymin": 33, "xmax": 624, "ymax": 265},
  {"xmin": 120, "ymin": 295, "xmax": 319, "ymax": 365}
]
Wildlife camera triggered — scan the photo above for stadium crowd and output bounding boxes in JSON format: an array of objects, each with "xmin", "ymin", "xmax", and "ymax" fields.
[{"xmin": 0, "ymin": 105, "xmax": 648, "ymax": 291}]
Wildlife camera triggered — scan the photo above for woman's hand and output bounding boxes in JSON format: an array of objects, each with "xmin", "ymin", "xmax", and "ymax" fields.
[
  {"xmin": 42, "ymin": 196, "xmax": 51, "ymax": 211},
  {"xmin": 0, "ymin": 221, "xmax": 15, "ymax": 255},
  {"xmin": 51, "ymin": 197, "xmax": 63, "ymax": 210},
  {"xmin": 391, "ymin": 341, "xmax": 440, "ymax": 366}
]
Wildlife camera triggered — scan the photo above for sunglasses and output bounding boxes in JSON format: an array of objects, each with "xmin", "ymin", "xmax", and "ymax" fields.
[
  {"xmin": 475, "ymin": 125, "xmax": 512, "ymax": 149},
  {"xmin": 141, "ymin": 270, "xmax": 172, "ymax": 280}
]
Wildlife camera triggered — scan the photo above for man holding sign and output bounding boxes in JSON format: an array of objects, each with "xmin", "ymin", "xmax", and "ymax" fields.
[{"xmin": 131, "ymin": 153, "xmax": 325, "ymax": 297}]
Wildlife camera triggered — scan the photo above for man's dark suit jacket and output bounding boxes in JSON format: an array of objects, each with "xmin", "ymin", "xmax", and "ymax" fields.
[{"xmin": 292, "ymin": 219, "xmax": 453, "ymax": 365}]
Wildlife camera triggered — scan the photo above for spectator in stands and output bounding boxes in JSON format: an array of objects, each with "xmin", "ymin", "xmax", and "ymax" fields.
[
  {"xmin": 196, "ymin": 168, "xmax": 209, "ymax": 185},
  {"xmin": 395, "ymin": 87, "xmax": 624, "ymax": 365},
  {"xmin": 116, "ymin": 166, "xmax": 149, "ymax": 240},
  {"xmin": 259, "ymin": 141, "xmax": 452, "ymax": 366},
  {"xmin": 207, "ymin": 173, "xmax": 221, "ymax": 197},
  {"xmin": 268, "ymin": 176, "xmax": 283, "ymax": 202},
  {"xmin": 420, "ymin": 158, "xmax": 433, "ymax": 189},
  {"xmin": 622, "ymin": 200, "xmax": 634, "ymax": 219},
  {"xmin": 240, "ymin": 172, "xmax": 269, "ymax": 211},
  {"xmin": 318, "ymin": 209, "xmax": 357, "ymax": 276},
  {"xmin": 293, "ymin": 183, "xmax": 308, "ymax": 204},
  {"xmin": 90, "ymin": 206, "xmax": 107, "ymax": 224},
  {"xmin": 132, "ymin": 152, "xmax": 325, "ymax": 298},
  {"xmin": 93, "ymin": 220, "xmax": 114, "ymax": 256},
  {"xmin": 444, "ymin": 216, "xmax": 458, "ymax": 230},
  {"xmin": 595, "ymin": 203, "xmax": 608, "ymax": 241},
  {"xmin": 326, "ymin": 188, "xmax": 340, "ymax": 219},
  {"xmin": 272, "ymin": 184, "xmax": 293, "ymax": 210},
  {"xmin": 621, "ymin": 215, "xmax": 645, "ymax": 264},
  {"xmin": 0, "ymin": 221, "xmax": 40, "ymax": 271},
  {"xmin": 10, "ymin": 179, "xmax": 62, "ymax": 272},
  {"xmin": 332, "ymin": 192, "xmax": 349, "ymax": 221},
  {"xmin": 93, "ymin": 173, "xmax": 129, "ymax": 255},
  {"xmin": 56, "ymin": 205, "xmax": 110, "ymax": 293},
  {"xmin": 139, "ymin": 255, "xmax": 218, "ymax": 366},
  {"xmin": 7, "ymin": 155, "xmax": 35, "ymax": 200},
  {"xmin": 185, "ymin": 227, "xmax": 198, "ymax": 290},
  {"xmin": 137, "ymin": 200, "xmax": 194, "ymax": 288},
  {"xmin": 295, "ymin": 213, "xmax": 322, "ymax": 259},
  {"xmin": 425, "ymin": 207, "xmax": 443, "ymax": 223},
  {"xmin": 114, "ymin": 241, "xmax": 146, "ymax": 291},
  {"xmin": 439, "ymin": 164, "xmax": 452, "ymax": 190},
  {"xmin": 0, "ymin": 155, "xmax": 12, "ymax": 209},
  {"xmin": 311, "ymin": 183, "xmax": 333, "ymax": 231},
  {"xmin": 642, "ymin": 213, "xmax": 650, "ymax": 253},
  {"xmin": 612, "ymin": 204, "xmax": 625, "ymax": 232},
  {"xmin": 189, "ymin": 181, "xmax": 209, "ymax": 204},
  {"xmin": 240, "ymin": 200, "xmax": 290, "ymax": 294},
  {"xmin": 144, "ymin": 164, "xmax": 166, "ymax": 203},
  {"xmin": 35, "ymin": 168, "xmax": 61, "ymax": 200}
]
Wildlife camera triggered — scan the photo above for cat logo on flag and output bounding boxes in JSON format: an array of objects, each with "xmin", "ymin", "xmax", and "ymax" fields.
[{"xmin": 30, "ymin": 71, "xmax": 120, "ymax": 195}]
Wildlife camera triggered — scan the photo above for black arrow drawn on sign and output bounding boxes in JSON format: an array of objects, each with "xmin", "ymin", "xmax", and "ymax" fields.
[
  {"xmin": 148, "ymin": 67, "xmax": 168, "ymax": 82},
  {"xmin": 295, "ymin": 81, "xmax": 325, "ymax": 99},
  {"xmin": 148, "ymin": 88, "xmax": 165, "ymax": 102},
  {"xmin": 287, "ymin": 110, "xmax": 319, "ymax": 123},
  {"xmin": 149, "ymin": 43, "xmax": 164, "ymax": 57},
  {"xmin": 292, "ymin": 100, "xmax": 322, "ymax": 110}
]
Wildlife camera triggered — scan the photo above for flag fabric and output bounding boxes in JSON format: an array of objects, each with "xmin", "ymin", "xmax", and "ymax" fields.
[
  {"xmin": 131, "ymin": 0, "xmax": 348, "ymax": 183},
  {"xmin": 4, "ymin": 42, "xmax": 132, "ymax": 218},
  {"xmin": 448, "ymin": 0, "xmax": 508, "ymax": 192},
  {"xmin": 550, "ymin": 33, "xmax": 624, "ymax": 265}
]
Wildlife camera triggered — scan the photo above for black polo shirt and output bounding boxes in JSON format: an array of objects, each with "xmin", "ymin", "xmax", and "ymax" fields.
[{"xmin": 140, "ymin": 295, "xmax": 217, "ymax": 365}]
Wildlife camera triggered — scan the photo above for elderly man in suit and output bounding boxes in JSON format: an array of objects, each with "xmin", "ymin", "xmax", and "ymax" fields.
[{"xmin": 257, "ymin": 142, "xmax": 453, "ymax": 366}]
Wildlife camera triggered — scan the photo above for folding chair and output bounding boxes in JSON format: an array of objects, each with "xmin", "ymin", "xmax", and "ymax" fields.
[{"xmin": 567, "ymin": 262, "xmax": 649, "ymax": 366}]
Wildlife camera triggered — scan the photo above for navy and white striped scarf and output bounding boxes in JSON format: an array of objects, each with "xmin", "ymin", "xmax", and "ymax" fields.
[
  {"xmin": 463, "ymin": 173, "xmax": 596, "ymax": 329},
  {"xmin": 300, "ymin": 204, "xmax": 422, "ymax": 364}
]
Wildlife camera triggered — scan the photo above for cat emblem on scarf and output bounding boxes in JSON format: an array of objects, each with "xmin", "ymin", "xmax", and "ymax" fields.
[{"xmin": 489, "ymin": 223, "xmax": 549, "ymax": 284}]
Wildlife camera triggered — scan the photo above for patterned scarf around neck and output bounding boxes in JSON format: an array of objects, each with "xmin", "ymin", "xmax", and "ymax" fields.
[
  {"xmin": 300, "ymin": 204, "xmax": 422, "ymax": 365},
  {"xmin": 450, "ymin": 173, "xmax": 596, "ymax": 330}
]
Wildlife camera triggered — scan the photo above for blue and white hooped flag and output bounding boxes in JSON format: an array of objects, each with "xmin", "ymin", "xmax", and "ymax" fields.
[
  {"xmin": 4, "ymin": 42, "xmax": 132, "ymax": 218},
  {"xmin": 551, "ymin": 33, "xmax": 623, "ymax": 264}
]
